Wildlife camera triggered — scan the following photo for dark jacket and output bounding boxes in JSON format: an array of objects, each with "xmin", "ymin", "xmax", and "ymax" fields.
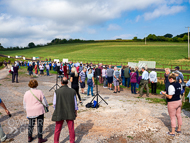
[
  {"xmin": 124, "ymin": 67, "xmax": 130, "ymax": 78},
  {"xmin": 28, "ymin": 66, "xmax": 33, "ymax": 71},
  {"xmin": 52, "ymin": 85, "xmax": 76, "ymax": 121},
  {"xmin": 13, "ymin": 66, "xmax": 19, "ymax": 74}
]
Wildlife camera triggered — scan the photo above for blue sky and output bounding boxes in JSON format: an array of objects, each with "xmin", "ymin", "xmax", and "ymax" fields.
[{"xmin": 0, "ymin": 0, "xmax": 189, "ymax": 47}]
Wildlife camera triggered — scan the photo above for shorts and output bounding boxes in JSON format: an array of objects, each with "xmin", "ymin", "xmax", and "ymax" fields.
[
  {"xmin": 114, "ymin": 80, "xmax": 119, "ymax": 86},
  {"xmin": 29, "ymin": 71, "xmax": 33, "ymax": 75},
  {"xmin": 107, "ymin": 76, "xmax": 113, "ymax": 83},
  {"xmin": 80, "ymin": 81, "xmax": 85, "ymax": 88}
]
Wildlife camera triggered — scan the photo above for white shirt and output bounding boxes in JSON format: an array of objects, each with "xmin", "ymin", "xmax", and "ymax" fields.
[
  {"xmin": 168, "ymin": 85, "xmax": 175, "ymax": 95},
  {"xmin": 39, "ymin": 65, "xmax": 44, "ymax": 70},
  {"xmin": 142, "ymin": 70, "xmax": 149, "ymax": 80},
  {"xmin": 149, "ymin": 71, "xmax": 157, "ymax": 83}
]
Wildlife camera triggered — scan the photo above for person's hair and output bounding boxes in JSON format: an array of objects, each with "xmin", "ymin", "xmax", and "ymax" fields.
[
  {"xmin": 62, "ymin": 78, "xmax": 68, "ymax": 84},
  {"xmin": 174, "ymin": 71, "xmax": 179, "ymax": 75},
  {"xmin": 28, "ymin": 79, "xmax": 38, "ymax": 88},
  {"xmin": 83, "ymin": 67, "xmax": 87, "ymax": 71},
  {"xmin": 71, "ymin": 67, "xmax": 78, "ymax": 77},
  {"xmin": 131, "ymin": 68, "xmax": 134, "ymax": 72},
  {"xmin": 88, "ymin": 69, "xmax": 92, "ymax": 74},
  {"xmin": 165, "ymin": 68, "xmax": 170, "ymax": 73},
  {"xmin": 114, "ymin": 66, "xmax": 118, "ymax": 70},
  {"xmin": 122, "ymin": 65, "xmax": 125, "ymax": 69},
  {"xmin": 168, "ymin": 73, "xmax": 176, "ymax": 81},
  {"xmin": 142, "ymin": 67, "xmax": 145, "ymax": 70},
  {"xmin": 135, "ymin": 66, "xmax": 138, "ymax": 71}
]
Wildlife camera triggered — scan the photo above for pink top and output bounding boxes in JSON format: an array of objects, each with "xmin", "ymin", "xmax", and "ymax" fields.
[
  {"xmin": 130, "ymin": 72, "xmax": 137, "ymax": 83},
  {"xmin": 24, "ymin": 89, "xmax": 45, "ymax": 117}
]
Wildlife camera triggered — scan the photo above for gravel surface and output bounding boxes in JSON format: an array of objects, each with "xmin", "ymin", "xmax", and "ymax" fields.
[{"xmin": 0, "ymin": 69, "xmax": 190, "ymax": 143}]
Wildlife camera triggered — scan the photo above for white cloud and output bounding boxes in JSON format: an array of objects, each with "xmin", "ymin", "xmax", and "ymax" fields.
[
  {"xmin": 136, "ymin": 15, "xmax": 141, "ymax": 22},
  {"xmin": 0, "ymin": 0, "xmax": 186, "ymax": 47},
  {"xmin": 87, "ymin": 29, "xmax": 96, "ymax": 34},
  {"xmin": 107, "ymin": 24, "xmax": 122, "ymax": 31},
  {"xmin": 113, "ymin": 34, "xmax": 134, "ymax": 39},
  {"xmin": 143, "ymin": 5, "xmax": 185, "ymax": 20}
]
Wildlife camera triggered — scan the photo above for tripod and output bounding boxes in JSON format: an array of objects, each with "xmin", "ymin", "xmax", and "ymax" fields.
[
  {"xmin": 90, "ymin": 76, "xmax": 108, "ymax": 108},
  {"xmin": 49, "ymin": 72, "xmax": 60, "ymax": 91}
]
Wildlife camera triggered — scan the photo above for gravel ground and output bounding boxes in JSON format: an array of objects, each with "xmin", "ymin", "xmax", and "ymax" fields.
[{"xmin": 0, "ymin": 69, "xmax": 190, "ymax": 143}]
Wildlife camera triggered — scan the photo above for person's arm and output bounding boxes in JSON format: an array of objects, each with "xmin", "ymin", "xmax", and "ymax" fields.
[
  {"xmin": 161, "ymin": 85, "xmax": 174, "ymax": 99},
  {"xmin": 92, "ymin": 76, "xmax": 95, "ymax": 83},
  {"xmin": 53, "ymin": 92, "xmax": 56, "ymax": 109},
  {"xmin": 70, "ymin": 77, "xmax": 73, "ymax": 82},
  {"xmin": 23, "ymin": 97, "xmax": 26, "ymax": 110},
  {"xmin": 0, "ymin": 99, "xmax": 10, "ymax": 115},
  {"xmin": 74, "ymin": 95, "xmax": 78, "ymax": 117}
]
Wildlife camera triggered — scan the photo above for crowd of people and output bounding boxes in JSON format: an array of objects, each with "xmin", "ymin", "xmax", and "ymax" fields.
[{"xmin": 1, "ymin": 59, "xmax": 189, "ymax": 142}]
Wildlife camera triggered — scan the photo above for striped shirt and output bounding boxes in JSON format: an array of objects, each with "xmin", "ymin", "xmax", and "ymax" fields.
[{"xmin": 79, "ymin": 71, "xmax": 86, "ymax": 82}]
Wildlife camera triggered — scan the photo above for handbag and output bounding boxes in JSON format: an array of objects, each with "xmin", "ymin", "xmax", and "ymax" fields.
[{"xmin": 30, "ymin": 90, "xmax": 49, "ymax": 113}]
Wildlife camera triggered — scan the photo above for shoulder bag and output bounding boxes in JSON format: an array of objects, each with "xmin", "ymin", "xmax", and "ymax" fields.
[{"xmin": 30, "ymin": 90, "xmax": 49, "ymax": 113}]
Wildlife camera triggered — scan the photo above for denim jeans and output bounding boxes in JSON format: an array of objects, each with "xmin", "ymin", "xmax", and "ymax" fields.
[
  {"xmin": 87, "ymin": 85, "xmax": 93, "ymax": 96},
  {"xmin": 125, "ymin": 78, "xmax": 130, "ymax": 87},
  {"xmin": 46, "ymin": 69, "xmax": 49, "ymax": 76},
  {"xmin": 0, "ymin": 124, "xmax": 6, "ymax": 142},
  {"xmin": 122, "ymin": 76, "xmax": 125, "ymax": 86},
  {"xmin": 131, "ymin": 83, "xmax": 136, "ymax": 93}
]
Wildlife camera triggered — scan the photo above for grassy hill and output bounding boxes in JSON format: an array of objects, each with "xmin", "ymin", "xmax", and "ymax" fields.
[{"xmin": 1, "ymin": 42, "xmax": 189, "ymax": 68}]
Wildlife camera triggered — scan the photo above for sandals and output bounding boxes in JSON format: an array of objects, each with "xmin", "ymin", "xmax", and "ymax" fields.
[
  {"xmin": 113, "ymin": 91, "xmax": 117, "ymax": 93},
  {"xmin": 175, "ymin": 130, "xmax": 181, "ymax": 133},
  {"xmin": 167, "ymin": 132, "xmax": 175, "ymax": 136}
]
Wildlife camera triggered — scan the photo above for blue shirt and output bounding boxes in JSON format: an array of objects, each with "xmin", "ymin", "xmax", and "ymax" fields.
[{"xmin": 142, "ymin": 70, "xmax": 149, "ymax": 80}]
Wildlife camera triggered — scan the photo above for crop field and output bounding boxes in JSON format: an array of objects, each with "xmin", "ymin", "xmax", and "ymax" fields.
[{"xmin": 0, "ymin": 42, "xmax": 189, "ymax": 69}]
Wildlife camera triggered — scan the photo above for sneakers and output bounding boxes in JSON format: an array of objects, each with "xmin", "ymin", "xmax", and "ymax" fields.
[{"xmin": 103, "ymin": 86, "xmax": 108, "ymax": 88}]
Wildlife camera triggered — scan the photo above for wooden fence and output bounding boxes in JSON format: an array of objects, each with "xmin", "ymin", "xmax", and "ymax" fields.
[
  {"xmin": 157, "ymin": 73, "xmax": 190, "ymax": 81},
  {"xmin": 70, "ymin": 60, "xmax": 190, "ymax": 70}
]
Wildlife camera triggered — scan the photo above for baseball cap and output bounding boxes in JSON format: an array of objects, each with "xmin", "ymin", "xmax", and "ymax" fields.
[{"xmin": 175, "ymin": 66, "xmax": 179, "ymax": 70}]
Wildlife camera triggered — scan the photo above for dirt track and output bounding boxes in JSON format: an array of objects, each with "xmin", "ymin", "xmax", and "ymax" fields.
[{"xmin": 0, "ymin": 69, "xmax": 190, "ymax": 143}]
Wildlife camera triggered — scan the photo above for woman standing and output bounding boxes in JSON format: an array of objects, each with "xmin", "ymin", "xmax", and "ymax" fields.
[
  {"xmin": 121, "ymin": 66, "xmax": 125, "ymax": 86},
  {"xmin": 63, "ymin": 63, "xmax": 68, "ymax": 79},
  {"xmin": 130, "ymin": 68, "xmax": 137, "ymax": 94},
  {"xmin": 34, "ymin": 63, "xmax": 38, "ymax": 76},
  {"xmin": 113, "ymin": 66, "xmax": 121, "ymax": 93},
  {"xmin": 23, "ymin": 79, "xmax": 48, "ymax": 142},
  {"xmin": 102, "ymin": 66, "xmax": 107, "ymax": 88},
  {"xmin": 164, "ymin": 68, "xmax": 171, "ymax": 92},
  {"xmin": 70, "ymin": 67, "xmax": 82, "ymax": 104},
  {"xmin": 87, "ymin": 69, "xmax": 95, "ymax": 96},
  {"xmin": 161, "ymin": 73, "xmax": 182, "ymax": 136},
  {"xmin": 135, "ymin": 67, "xmax": 139, "ymax": 89},
  {"xmin": 39, "ymin": 63, "xmax": 44, "ymax": 76}
]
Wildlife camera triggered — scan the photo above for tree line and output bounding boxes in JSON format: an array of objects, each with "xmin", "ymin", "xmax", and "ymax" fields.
[
  {"xmin": 133, "ymin": 33, "xmax": 188, "ymax": 42},
  {"xmin": 0, "ymin": 32, "xmax": 188, "ymax": 51}
]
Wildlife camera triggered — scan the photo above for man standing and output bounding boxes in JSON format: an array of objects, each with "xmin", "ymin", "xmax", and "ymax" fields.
[
  {"xmin": 149, "ymin": 71, "xmax": 157, "ymax": 94},
  {"xmin": 79, "ymin": 68, "xmax": 87, "ymax": 94},
  {"xmin": 52, "ymin": 77, "xmax": 78, "ymax": 143},
  {"xmin": 124, "ymin": 65, "xmax": 130, "ymax": 88},
  {"xmin": 139, "ymin": 67, "xmax": 149, "ymax": 97},
  {"xmin": 27, "ymin": 63, "xmax": 33, "ymax": 78},
  {"xmin": 107, "ymin": 65, "xmax": 114, "ymax": 90},
  {"xmin": 12, "ymin": 64, "xmax": 19, "ymax": 83}
]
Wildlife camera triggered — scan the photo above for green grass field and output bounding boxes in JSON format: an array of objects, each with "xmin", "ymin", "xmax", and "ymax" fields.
[{"xmin": 1, "ymin": 42, "xmax": 189, "ymax": 69}]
